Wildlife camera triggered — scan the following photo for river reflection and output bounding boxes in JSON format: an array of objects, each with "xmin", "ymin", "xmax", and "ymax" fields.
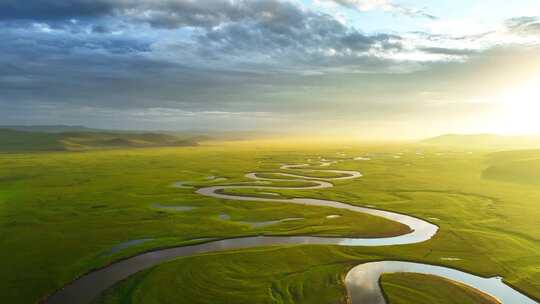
[
  {"xmin": 346, "ymin": 261, "xmax": 538, "ymax": 304},
  {"xmin": 44, "ymin": 163, "xmax": 536, "ymax": 304}
]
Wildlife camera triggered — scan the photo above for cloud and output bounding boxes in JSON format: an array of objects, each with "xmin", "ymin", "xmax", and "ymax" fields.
[
  {"xmin": 326, "ymin": 0, "xmax": 437, "ymax": 19},
  {"xmin": 0, "ymin": 0, "xmax": 453, "ymax": 74},
  {"xmin": 0, "ymin": 0, "xmax": 437, "ymax": 30},
  {"xmin": 505, "ymin": 16, "xmax": 540, "ymax": 35},
  {"xmin": 0, "ymin": 0, "xmax": 314, "ymax": 29},
  {"xmin": 1, "ymin": 0, "xmax": 539, "ymax": 133},
  {"xmin": 0, "ymin": 0, "xmax": 116, "ymax": 21},
  {"xmin": 0, "ymin": 0, "xmax": 495, "ymax": 118},
  {"xmin": 0, "ymin": 0, "xmax": 232, "ymax": 28},
  {"xmin": 183, "ymin": 6, "xmax": 407, "ymax": 72},
  {"xmin": 418, "ymin": 47, "xmax": 479, "ymax": 56}
]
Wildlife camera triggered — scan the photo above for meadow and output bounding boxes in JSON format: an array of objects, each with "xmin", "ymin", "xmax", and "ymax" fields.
[{"xmin": 1, "ymin": 140, "xmax": 539, "ymax": 303}]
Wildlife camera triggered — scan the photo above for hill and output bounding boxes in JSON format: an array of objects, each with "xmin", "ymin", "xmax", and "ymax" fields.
[
  {"xmin": 482, "ymin": 149, "xmax": 540, "ymax": 185},
  {"xmin": 0, "ymin": 129, "xmax": 65, "ymax": 152},
  {"xmin": 0, "ymin": 125, "xmax": 105, "ymax": 133},
  {"xmin": 0, "ymin": 129, "xmax": 198, "ymax": 152},
  {"xmin": 421, "ymin": 134, "xmax": 540, "ymax": 150},
  {"xmin": 0, "ymin": 125, "xmax": 280, "ymax": 141}
]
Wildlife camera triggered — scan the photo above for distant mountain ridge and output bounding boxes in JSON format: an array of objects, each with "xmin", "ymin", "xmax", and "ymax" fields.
[
  {"xmin": 0, "ymin": 125, "xmax": 106, "ymax": 133},
  {"xmin": 421, "ymin": 134, "xmax": 540, "ymax": 149},
  {"xmin": 0, "ymin": 128, "xmax": 199, "ymax": 153},
  {"xmin": 0, "ymin": 125, "xmax": 277, "ymax": 140}
]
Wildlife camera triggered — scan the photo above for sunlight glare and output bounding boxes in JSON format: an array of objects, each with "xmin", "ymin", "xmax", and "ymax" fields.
[{"xmin": 495, "ymin": 75, "xmax": 540, "ymax": 135}]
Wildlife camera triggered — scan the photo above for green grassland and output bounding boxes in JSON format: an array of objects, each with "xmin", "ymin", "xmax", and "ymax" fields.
[
  {"xmin": 1, "ymin": 140, "xmax": 540, "ymax": 303},
  {"xmin": 380, "ymin": 273, "xmax": 500, "ymax": 304},
  {"xmin": 94, "ymin": 246, "xmax": 354, "ymax": 304}
]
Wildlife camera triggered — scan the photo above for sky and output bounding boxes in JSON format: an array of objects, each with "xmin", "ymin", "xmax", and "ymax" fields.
[{"xmin": 1, "ymin": 0, "xmax": 540, "ymax": 138}]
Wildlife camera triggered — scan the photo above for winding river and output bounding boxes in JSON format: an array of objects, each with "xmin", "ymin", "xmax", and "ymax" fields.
[{"xmin": 44, "ymin": 162, "xmax": 538, "ymax": 304}]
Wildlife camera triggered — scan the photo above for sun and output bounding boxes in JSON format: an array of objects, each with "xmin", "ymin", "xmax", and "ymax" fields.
[{"xmin": 494, "ymin": 76, "xmax": 540, "ymax": 135}]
